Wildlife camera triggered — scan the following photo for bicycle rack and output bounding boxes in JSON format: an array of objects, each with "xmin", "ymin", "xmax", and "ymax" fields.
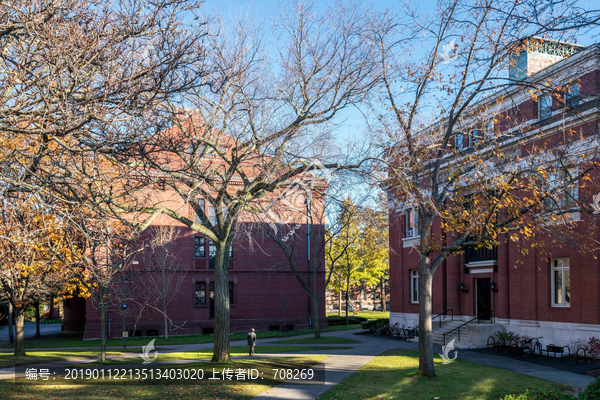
[
  {"xmin": 487, "ymin": 336, "xmax": 496, "ymax": 350},
  {"xmin": 576, "ymin": 347, "xmax": 586, "ymax": 365}
]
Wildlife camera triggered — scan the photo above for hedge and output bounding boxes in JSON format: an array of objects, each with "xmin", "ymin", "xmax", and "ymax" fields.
[
  {"xmin": 360, "ymin": 318, "xmax": 389, "ymax": 330},
  {"xmin": 326, "ymin": 315, "xmax": 367, "ymax": 326}
]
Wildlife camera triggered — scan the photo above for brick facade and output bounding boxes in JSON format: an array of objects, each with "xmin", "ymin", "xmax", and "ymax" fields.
[{"xmin": 390, "ymin": 41, "xmax": 600, "ymax": 346}]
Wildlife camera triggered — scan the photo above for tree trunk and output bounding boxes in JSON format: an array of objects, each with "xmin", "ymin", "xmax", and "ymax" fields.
[
  {"xmin": 418, "ymin": 255, "xmax": 435, "ymax": 377},
  {"xmin": 99, "ymin": 285, "xmax": 106, "ymax": 363},
  {"xmin": 14, "ymin": 307, "xmax": 26, "ymax": 356},
  {"xmin": 312, "ymin": 264, "xmax": 320, "ymax": 338},
  {"xmin": 34, "ymin": 301, "xmax": 41, "ymax": 338},
  {"xmin": 163, "ymin": 270, "xmax": 169, "ymax": 340},
  {"xmin": 211, "ymin": 245, "xmax": 230, "ymax": 362},
  {"xmin": 48, "ymin": 296, "xmax": 55, "ymax": 319},
  {"xmin": 8, "ymin": 303, "xmax": 14, "ymax": 344},
  {"xmin": 380, "ymin": 278, "xmax": 387, "ymax": 312},
  {"xmin": 345, "ymin": 277, "xmax": 350, "ymax": 325},
  {"xmin": 338, "ymin": 282, "xmax": 342, "ymax": 316}
]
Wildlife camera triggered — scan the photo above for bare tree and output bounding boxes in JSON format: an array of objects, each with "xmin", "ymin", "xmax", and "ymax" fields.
[
  {"xmin": 57, "ymin": 205, "xmax": 141, "ymax": 362},
  {"xmin": 139, "ymin": 225, "xmax": 187, "ymax": 340},
  {"xmin": 76, "ymin": 1, "xmax": 380, "ymax": 362},
  {"xmin": 367, "ymin": 0, "xmax": 600, "ymax": 376}
]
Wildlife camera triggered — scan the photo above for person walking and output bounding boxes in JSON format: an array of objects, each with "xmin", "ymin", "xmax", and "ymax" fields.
[{"xmin": 248, "ymin": 328, "xmax": 256, "ymax": 356}]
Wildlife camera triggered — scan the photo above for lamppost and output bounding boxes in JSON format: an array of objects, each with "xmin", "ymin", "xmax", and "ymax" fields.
[
  {"xmin": 306, "ymin": 195, "xmax": 312, "ymax": 330},
  {"xmin": 122, "ymin": 303, "xmax": 127, "ymax": 351}
]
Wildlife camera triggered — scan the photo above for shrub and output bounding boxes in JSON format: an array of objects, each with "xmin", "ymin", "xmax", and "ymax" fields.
[
  {"xmin": 499, "ymin": 389, "xmax": 576, "ymax": 400},
  {"xmin": 587, "ymin": 337, "xmax": 600, "ymax": 360},
  {"xmin": 495, "ymin": 330, "xmax": 520, "ymax": 343},
  {"xmin": 326, "ymin": 315, "xmax": 367, "ymax": 326},
  {"xmin": 578, "ymin": 376, "xmax": 600, "ymax": 400},
  {"xmin": 565, "ymin": 338, "xmax": 588, "ymax": 355},
  {"xmin": 360, "ymin": 318, "xmax": 389, "ymax": 330}
]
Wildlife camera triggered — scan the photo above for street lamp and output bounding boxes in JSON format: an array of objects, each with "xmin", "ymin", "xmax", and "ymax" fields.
[
  {"xmin": 122, "ymin": 303, "xmax": 127, "ymax": 351},
  {"xmin": 306, "ymin": 196, "xmax": 312, "ymax": 330}
]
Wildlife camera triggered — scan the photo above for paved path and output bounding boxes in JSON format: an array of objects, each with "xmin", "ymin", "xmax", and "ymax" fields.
[{"xmin": 0, "ymin": 322, "xmax": 62, "ymax": 343}]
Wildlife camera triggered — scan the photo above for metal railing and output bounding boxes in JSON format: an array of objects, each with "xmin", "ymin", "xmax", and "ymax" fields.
[
  {"xmin": 432, "ymin": 309, "xmax": 454, "ymax": 329},
  {"xmin": 465, "ymin": 246, "xmax": 498, "ymax": 263},
  {"xmin": 443, "ymin": 309, "xmax": 493, "ymax": 345}
]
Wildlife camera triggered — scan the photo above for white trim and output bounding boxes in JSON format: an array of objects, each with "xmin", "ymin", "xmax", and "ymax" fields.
[
  {"xmin": 402, "ymin": 237, "xmax": 420, "ymax": 248},
  {"xmin": 470, "ymin": 268, "xmax": 494, "ymax": 274},
  {"xmin": 551, "ymin": 257, "xmax": 571, "ymax": 307},
  {"xmin": 410, "ymin": 270, "xmax": 419, "ymax": 304},
  {"xmin": 465, "ymin": 260, "xmax": 498, "ymax": 268}
]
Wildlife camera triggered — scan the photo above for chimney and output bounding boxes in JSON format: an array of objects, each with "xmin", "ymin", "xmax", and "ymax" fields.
[{"xmin": 508, "ymin": 37, "xmax": 585, "ymax": 81}]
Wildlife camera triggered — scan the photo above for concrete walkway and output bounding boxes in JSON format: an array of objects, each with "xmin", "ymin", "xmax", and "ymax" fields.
[{"xmin": 0, "ymin": 322, "xmax": 62, "ymax": 343}]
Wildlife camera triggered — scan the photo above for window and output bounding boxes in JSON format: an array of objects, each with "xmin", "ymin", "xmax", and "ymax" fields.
[
  {"xmin": 551, "ymin": 258, "xmax": 570, "ymax": 307},
  {"xmin": 565, "ymin": 83, "xmax": 580, "ymax": 108},
  {"xmin": 539, "ymin": 94, "xmax": 552, "ymax": 120},
  {"xmin": 228, "ymin": 244, "xmax": 233, "ymax": 259},
  {"xmin": 361, "ymin": 289, "xmax": 366, "ymax": 301},
  {"xmin": 229, "ymin": 282, "xmax": 234, "ymax": 304},
  {"xmin": 195, "ymin": 282, "xmax": 206, "ymax": 305},
  {"xmin": 411, "ymin": 270, "xmax": 419, "ymax": 303},
  {"xmin": 208, "ymin": 240, "xmax": 216, "ymax": 270},
  {"xmin": 371, "ymin": 288, "xmax": 376, "ymax": 300},
  {"xmin": 194, "ymin": 237, "xmax": 206, "ymax": 257},
  {"xmin": 454, "ymin": 132, "xmax": 464, "ymax": 151},
  {"xmin": 484, "ymin": 120, "xmax": 495, "ymax": 141},
  {"xmin": 405, "ymin": 208, "xmax": 418, "ymax": 238},
  {"xmin": 470, "ymin": 130, "xmax": 479, "ymax": 148},
  {"xmin": 208, "ymin": 204, "xmax": 217, "ymax": 226},
  {"xmin": 543, "ymin": 167, "xmax": 579, "ymax": 211}
]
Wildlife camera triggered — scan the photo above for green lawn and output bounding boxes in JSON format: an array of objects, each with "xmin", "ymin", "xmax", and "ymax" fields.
[
  {"xmin": 317, "ymin": 349, "xmax": 575, "ymax": 400},
  {"xmin": 77, "ymin": 345, "xmax": 352, "ymax": 366},
  {"xmin": 0, "ymin": 355, "xmax": 327, "ymax": 400},
  {"xmin": 269, "ymin": 337, "xmax": 360, "ymax": 345},
  {"xmin": 0, "ymin": 346, "xmax": 350, "ymax": 368},
  {"xmin": 0, "ymin": 324, "xmax": 361, "ymax": 350},
  {"xmin": 0, "ymin": 350, "xmax": 126, "ymax": 369},
  {"xmin": 327, "ymin": 311, "xmax": 389, "ymax": 320}
]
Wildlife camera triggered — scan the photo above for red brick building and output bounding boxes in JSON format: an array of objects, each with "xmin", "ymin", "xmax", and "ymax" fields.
[
  {"xmin": 389, "ymin": 39, "xmax": 600, "ymax": 347},
  {"xmin": 63, "ymin": 131, "xmax": 328, "ymax": 339}
]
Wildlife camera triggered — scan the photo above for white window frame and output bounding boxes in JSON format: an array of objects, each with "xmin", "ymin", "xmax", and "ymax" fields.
[
  {"xmin": 470, "ymin": 129, "xmax": 478, "ymax": 148},
  {"xmin": 410, "ymin": 270, "xmax": 419, "ymax": 304},
  {"xmin": 565, "ymin": 83, "xmax": 580, "ymax": 108},
  {"xmin": 543, "ymin": 167, "xmax": 579, "ymax": 211},
  {"xmin": 551, "ymin": 258, "xmax": 570, "ymax": 307},
  {"xmin": 405, "ymin": 208, "xmax": 419, "ymax": 238}
]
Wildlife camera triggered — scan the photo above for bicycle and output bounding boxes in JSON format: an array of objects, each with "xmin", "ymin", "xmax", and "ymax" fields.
[
  {"xmin": 389, "ymin": 322, "xmax": 402, "ymax": 338},
  {"xmin": 374, "ymin": 321, "xmax": 389, "ymax": 336},
  {"xmin": 404, "ymin": 326, "xmax": 419, "ymax": 340},
  {"xmin": 522, "ymin": 337, "xmax": 543, "ymax": 358}
]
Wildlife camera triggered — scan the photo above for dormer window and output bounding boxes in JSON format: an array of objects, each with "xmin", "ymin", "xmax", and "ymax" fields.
[
  {"xmin": 454, "ymin": 132, "xmax": 464, "ymax": 152},
  {"xmin": 539, "ymin": 94, "xmax": 552, "ymax": 120},
  {"xmin": 470, "ymin": 130, "xmax": 479, "ymax": 148},
  {"xmin": 565, "ymin": 83, "xmax": 580, "ymax": 108}
]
